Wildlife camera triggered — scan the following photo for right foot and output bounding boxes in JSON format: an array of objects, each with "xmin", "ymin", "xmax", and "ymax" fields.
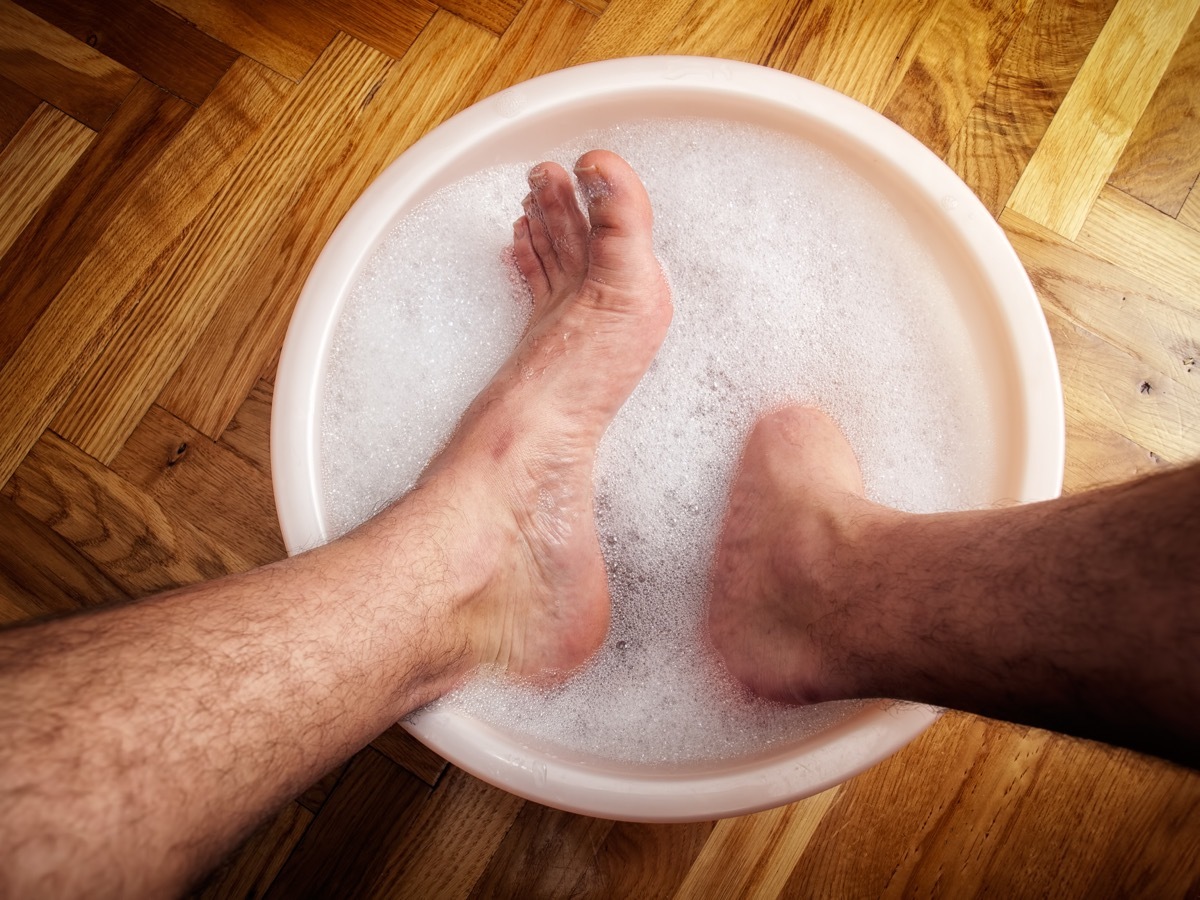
[
  {"xmin": 408, "ymin": 150, "xmax": 673, "ymax": 682},
  {"xmin": 707, "ymin": 406, "xmax": 901, "ymax": 704}
]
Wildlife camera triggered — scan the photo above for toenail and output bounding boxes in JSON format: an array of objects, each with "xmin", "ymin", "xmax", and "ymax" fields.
[
  {"xmin": 573, "ymin": 164, "xmax": 611, "ymax": 201},
  {"xmin": 527, "ymin": 165, "xmax": 549, "ymax": 189}
]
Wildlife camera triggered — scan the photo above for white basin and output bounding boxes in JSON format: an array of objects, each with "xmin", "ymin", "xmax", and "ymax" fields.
[{"xmin": 271, "ymin": 56, "xmax": 1064, "ymax": 822}]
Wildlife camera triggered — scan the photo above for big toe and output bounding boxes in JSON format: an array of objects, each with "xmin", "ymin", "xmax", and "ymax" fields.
[{"xmin": 574, "ymin": 150, "xmax": 661, "ymax": 292}]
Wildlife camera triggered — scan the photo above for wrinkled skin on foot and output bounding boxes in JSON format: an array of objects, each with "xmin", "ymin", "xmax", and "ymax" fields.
[{"xmin": 413, "ymin": 150, "xmax": 673, "ymax": 681}]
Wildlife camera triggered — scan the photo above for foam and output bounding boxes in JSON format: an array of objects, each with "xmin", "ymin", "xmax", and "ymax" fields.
[{"xmin": 320, "ymin": 118, "xmax": 995, "ymax": 764}]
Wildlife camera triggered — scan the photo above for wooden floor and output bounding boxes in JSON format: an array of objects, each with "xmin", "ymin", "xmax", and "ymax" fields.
[{"xmin": 2, "ymin": 0, "xmax": 1199, "ymax": 896}]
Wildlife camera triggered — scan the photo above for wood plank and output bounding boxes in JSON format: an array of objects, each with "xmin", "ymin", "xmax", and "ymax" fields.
[
  {"xmin": 362, "ymin": 765, "xmax": 525, "ymax": 898},
  {"xmin": 1006, "ymin": 0, "xmax": 1200, "ymax": 239},
  {"xmin": 673, "ymin": 786, "xmax": 842, "ymax": 899},
  {"xmin": 307, "ymin": 0, "xmax": 437, "ymax": 59},
  {"xmin": 435, "ymin": 0, "xmax": 522, "ymax": 35},
  {"xmin": 159, "ymin": 16, "xmax": 496, "ymax": 439},
  {"xmin": 1180, "ymin": 182, "xmax": 1200, "ymax": 231},
  {"xmin": 1045, "ymin": 308, "xmax": 1200, "ymax": 465},
  {"xmin": 369, "ymin": 723, "xmax": 448, "ymax": 787},
  {"xmin": 13, "ymin": 0, "xmax": 239, "ymax": 106},
  {"xmin": 1062, "ymin": 413, "xmax": 1165, "ymax": 495},
  {"xmin": 657, "ymin": 0, "xmax": 802, "ymax": 67},
  {"xmin": 0, "ymin": 493, "xmax": 129, "ymax": 627},
  {"xmin": 0, "ymin": 73, "xmax": 41, "ymax": 148},
  {"xmin": 468, "ymin": 802, "xmax": 614, "ymax": 898},
  {"xmin": 1001, "ymin": 208, "xmax": 1200, "ymax": 384},
  {"xmin": 0, "ymin": 0, "xmax": 138, "ymax": 129},
  {"xmin": 0, "ymin": 61, "xmax": 288, "ymax": 488},
  {"xmin": 296, "ymin": 762, "xmax": 348, "ymax": 815},
  {"xmin": 152, "ymin": 0, "xmax": 336, "ymax": 81},
  {"xmin": 763, "ymin": 0, "xmax": 944, "ymax": 110},
  {"xmin": 1, "ymin": 431, "xmax": 253, "ymax": 596},
  {"xmin": 571, "ymin": 0, "xmax": 607, "ymax": 16},
  {"xmin": 218, "ymin": 379, "xmax": 275, "ymax": 475},
  {"xmin": 790, "ymin": 714, "xmax": 1200, "ymax": 895},
  {"xmin": 194, "ymin": 802, "xmax": 312, "ymax": 900},
  {"xmin": 944, "ymin": 0, "xmax": 1117, "ymax": 216},
  {"xmin": 263, "ymin": 749, "xmax": 430, "ymax": 899},
  {"xmin": 49, "ymin": 58, "xmax": 292, "ymax": 463},
  {"xmin": 978, "ymin": 740, "xmax": 1200, "ymax": 897},
  {"xmin": 782, "ymin": 713, "xmax": 993, "ymax": 895},
  {"xmin": 0, "ymin": 102, "xmax": 93, "ymax": 257},
  {"xmin": 570, "ymin": 0, "xmax": 692, "ymax": 64},
  {"xmin": 466, "ymin": 0, "xmax": 595, "ymax": 105},
  {"xmin": 1075, "ymin": 185, "xmax": 1200, "ymax": 309},
  {"xmin": 0, "ymin": 79, "xmax": 191, "ymax": 368},
  {"xmin": 882, "ymin": 0, "xmax": 1031, "ymax": 157},
  {"xmin": 1108, "ymin": 10, "xmax": 1200, "ymax": 219},
  {"xmin": 108, "ymin": 406, "xmax": 285, "ymax": 570},
  {"xmin": 584, "ymin": 821, "xmax": 715, "ymax": 899}
]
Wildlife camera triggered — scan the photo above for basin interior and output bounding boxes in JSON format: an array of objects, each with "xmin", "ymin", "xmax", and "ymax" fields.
[{"xmin": 275, "ymin": 61, "xmax": 1062, "ymax": 821}]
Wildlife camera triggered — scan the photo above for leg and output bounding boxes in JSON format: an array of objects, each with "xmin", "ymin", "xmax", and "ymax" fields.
[
  {"xmin": 0, "ymin": 151, "xmax": 671, "ymax": 897},
  {"xmin": 708, "ymin": 406, "xmax": 1200, "ymax": 768}
]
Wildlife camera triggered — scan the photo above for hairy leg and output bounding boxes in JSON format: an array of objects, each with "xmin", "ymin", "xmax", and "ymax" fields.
[
  {"xmin": 0, "ymin": 151, "xmax": 671, "ymax": 898},
  {"xmin": 709, "ymin": 406, "xmax": 1200, "ymax": 768}
]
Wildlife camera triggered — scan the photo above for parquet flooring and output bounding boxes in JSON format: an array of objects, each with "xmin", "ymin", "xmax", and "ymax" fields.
[{"xmin": 1, "ymin": 0, "xmax": 1198, "ymax": 896}]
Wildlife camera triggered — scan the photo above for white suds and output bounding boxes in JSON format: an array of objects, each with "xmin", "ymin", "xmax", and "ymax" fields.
[{"xmin": 320, "ymin": 118, "xmax": 994, "ymax": 764}]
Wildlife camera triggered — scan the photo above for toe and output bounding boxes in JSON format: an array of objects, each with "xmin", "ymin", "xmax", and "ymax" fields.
[
  {"xmin": 573, "ymin": 150, "xmax": 660, "ymax": 291},
  {"xmin": 512, "ymin": 215, "xmax": 549, "ymax": 304},
  {"xmin": 528, "ymin": 162, "xmax": 589, "ymax": 288}
]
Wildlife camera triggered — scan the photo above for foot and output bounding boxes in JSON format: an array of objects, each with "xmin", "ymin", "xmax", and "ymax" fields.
[
  {"xmin": 411, "ymin": 150, "xmax": 672, "ymax": 681},
  {"xmin": 707, "ymin": 406, "xmax": 902, "ymax": 704}
]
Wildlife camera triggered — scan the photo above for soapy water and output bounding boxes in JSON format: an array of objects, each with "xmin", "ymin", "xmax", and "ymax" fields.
[{"xmin": 321, "ymin": 118, "xmax": 995, "ymax": 764}]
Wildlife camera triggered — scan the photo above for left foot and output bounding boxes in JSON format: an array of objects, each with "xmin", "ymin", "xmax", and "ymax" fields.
[{"xmin": 408, "ymin": 151, "xmax": 673, "ymax": 680}]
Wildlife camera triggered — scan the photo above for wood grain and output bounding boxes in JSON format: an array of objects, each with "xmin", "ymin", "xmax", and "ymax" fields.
[
  {"xmin": 108, "ymin": 405, "xmax": 285, "ymax": 569},
  {"xmin": 1006, "ymin": 0, "xmax": 1200, "ymax": 238},
  {"xmin": 674, "ymin": 787, "xmax": 841, "ymax": 899},
  {"xmin": 306, "ymin": 0, "xmax": 437, "ymax": 60},
  {"xmin": 882, "ymin": 0, "xmax": 1031, "ymax": 156},
  {"xmin": 1045, "ymin": 308, "xmax": 1200, "ymax": 464},
  {"xmin": 1108, "ymin": 10, "xmax": 1200, "ymax": 219},
  {"xmin": 570, "ymin": 0, "xmax": 690, "ymax": 65},
  {"xmin": 764, "ymin": 0, "xmax": 943, "ymax": 110},
  {"xmin": 466, "ymin": 0, "xmax": 595, "ymax": 105},
  {"xmin": 159, "ymin": 16, "xmax": 496, "ymax": 439},
  {"xmin": 369, "ymin": 723, "xmax": 448, "ymax": 787},
  {"xmin": 1077, "ymin": 184, "xmax": 1200, "ymax": 308},
  {"xmin": 0, "ymin": 79, "xmax": 191, "ymax": 368},
  {"xmin": 658, "ymin": 0, "xmax": 803, "ymax": 67},
  {"xmin": 357, "ymin": 764, "xmax": 525, "ymax": 898},
  {"xmin": 945, "ymin": 0, "xmax": 1119, "ymax": 216},
  {"xmin": 0, "ymin": 102, "xmax": 93, "ymax": 257},
  {"xmin": 2, "ymin": 432, "xmax": 252, "ymax": 596},
  {"xmin": 263, "ymin": 749, "xmax": 430, "ymax": 899},
  {"xmin": 436, "ymin": 0, "xmax": 523, "ymax": 35},
  {"xmin": 194, "ymin": 802, "xmax": 313, "ymax": 900},
  {"xmin": 13, "ymin": 0, "xmax": 239, "ymax": 106},
  {"xmin": 1180, "ymin": 182, "xmax": 1200, "ymax": 231},
  {"xmin": 1003, "ymin": 208, "xmax": 1200, "ymax": 385},
  {"xmin": 0, "ymin": 494, "xmax": 129, "ymax": 626},
  {"xmin": 469, "ymin": 803, "xmax": 614, "ymax": 898},
  {"xmin": 0, "ymin": 73, "xmax": 40, "ymax": 148},
  {"xmin": 49, "ymin": 57, "xmax": 290, "ymax": 463},
  {"xmin": 0, "ymin": 0, "xmax": 138, "ymax": 128},
  {"xmin": 152, "ymin": 0, "xmax": 335, "ymax": 81}
]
